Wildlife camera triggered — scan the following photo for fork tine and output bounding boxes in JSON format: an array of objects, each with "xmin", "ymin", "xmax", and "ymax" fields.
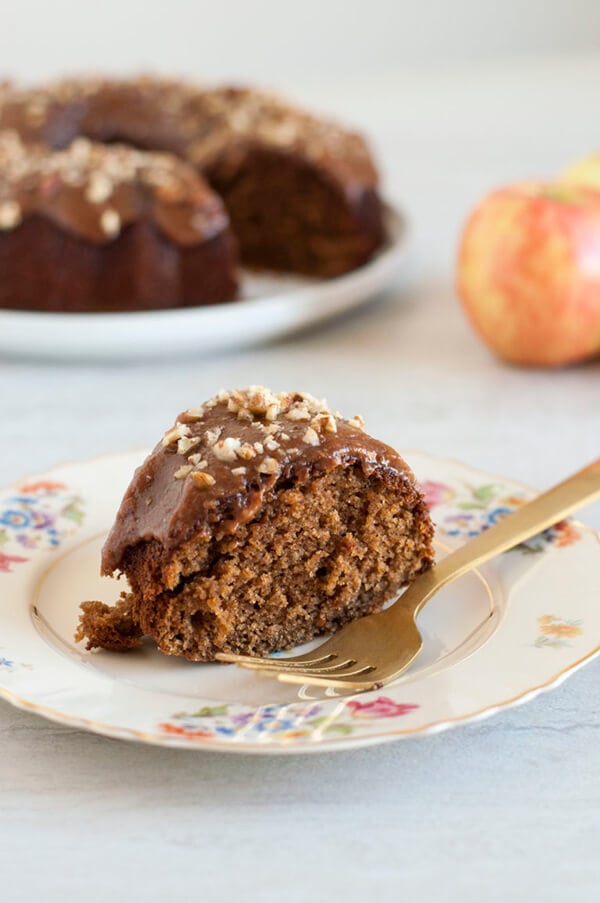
[
  {"xmin": 277, "ymin": 664, "xmax": 376, "ymax": 680},
  {"xmin": 277, "ymin": 669, "xmax": 383, "ymax": 691},
  {"xmin": 276, "ymin": 645, "xmax": 422, "ymax": 690},
  {"xmin": 223, "ymin": 658, "xmax": 334, "ymax": 673},
  {"xmin": 216, "ymin": 600, "xmax": 423, "ymax": 691},
  {"xmin": 214, "ymin": 651, "xmax": 337, "ymax": 669},
  {"xmin": 231, "ymin": 656, "xmax": 361, "ymax": 676}
]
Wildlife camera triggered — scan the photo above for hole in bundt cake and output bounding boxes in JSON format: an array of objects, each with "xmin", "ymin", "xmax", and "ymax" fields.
[{"xmin": 205, "ymin": 147, "xmax": 384, "ymax": 277}]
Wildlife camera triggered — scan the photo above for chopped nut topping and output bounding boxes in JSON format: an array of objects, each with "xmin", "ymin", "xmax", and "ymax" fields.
[
  {"xmin": 231, "ymin": 466, "xmax": 247, "ymax": 475},
  {"xmin": 100, "ymin": 208, "xmax": 120, "ymax": 237},
  {"xmin": 303, "ymin": 427, "xmax": 320, "ymax": 446},
  {"xmin": 236, "ymin": 443, "xmax": 257, "ymax": 460},
  {"xmin": 177, "ymin": 435, "xmax": 201, "ymax": 455},
  {"xmin": 162, "ymin": 422, "xmax": 191, "ymax": 447},
  {"xmin": 174, "ymin": 464, "xmax": 193, "ymax": 479},
  {"xmin": 213, "ymin": 436, "xmax": 241, "ymax": 462},
  {"xmin": 310, "ymin": 412, "xmax": 338, "ymax": 434},
  {"xmin": 258, "ymin": 457, "xmax": 278, "ymax": 475},
  {"xmin": 265, "ymin": 438, "xmax": 280, "ymax": 451},
  {"xmin": 280, "ymin": 433, "xmax": 290, "ymax": 441},
  {"xmin": 191, "ymin": 471, "xmax": 216, "ymax": 489},
  {"xmin": 85, "ymin": 173, "xmax": 112, "ymax": 204},
  {"xmin": 204, "ymin": 427, "xmax": 222, "ymax": 446},
  {"xmin": 237, "ymin": 408, "xmax": 254, "ymax": 422},
  {"xmin": 285, "ymin": 406, "xmax": 311, "ymax": 421},
  {"xmin": 348, "ymin": 414, "xmax": 366, "ymax": 431},
  {"xmin": 184, "ymin": 406, "xmax": 205, "ymax": 421},
  {"xmin": 0, "ymin": 199, "xmax": 21, "ymax": 229},
  {"xmin": 187, "ymin": 453, "xmax": 207, "ymax": 467},
  {"xmin": 253, "ymin": 442, "xmax": 264, "ymax": 454}
]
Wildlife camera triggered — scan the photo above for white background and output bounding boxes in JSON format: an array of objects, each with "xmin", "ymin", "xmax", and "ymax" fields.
[{"xmin": 2, "ymin": 0, "xmax": 600, "ymax": 82}]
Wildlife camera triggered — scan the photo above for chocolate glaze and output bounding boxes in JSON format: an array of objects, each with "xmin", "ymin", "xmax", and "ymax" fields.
[
  {"xmin": 101, "ymin": 389, "xmax": 422, "ymax": 576},
  {"xmin": 0, "ymin": 133, "xmax": 228, "ymax": 246},
  {"xmin": 0, "ymin": 77, "xmax": 380, "ymax": 244}
]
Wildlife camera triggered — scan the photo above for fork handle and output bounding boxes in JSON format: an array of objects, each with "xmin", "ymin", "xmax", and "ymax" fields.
[{"xmin": 399, "ymin": 458, "xmax": 600, "ymax": 618}]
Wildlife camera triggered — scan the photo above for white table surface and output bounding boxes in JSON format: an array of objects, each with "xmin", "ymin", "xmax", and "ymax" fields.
[{"xmin": 1, "ymin": 56, "xmax": 599, "ymax": 903}]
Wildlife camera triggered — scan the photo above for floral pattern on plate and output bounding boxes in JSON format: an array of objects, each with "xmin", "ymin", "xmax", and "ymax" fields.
[
  {"xmin": 0, "ymin": 449, "xmax": 597, "ymax": 753},
  {"xmin": 158, "ymin": 696, "xmax": 420, "ymax": 742},
  {"xmin": 421, "ymin": 479, "xmax": 581, "ymax": 552},
  {"xmin": 534, "ymin": 615, "xmax": 584, "ymax": 649},
  {"xmin": 0, "ymin": 480, "xmax": 85, "ymax": 573}
]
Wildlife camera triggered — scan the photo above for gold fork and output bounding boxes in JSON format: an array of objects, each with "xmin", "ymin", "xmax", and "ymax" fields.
[{"xmin": 216, "ymin": 459, "xmax": 600, "ymax": 692}]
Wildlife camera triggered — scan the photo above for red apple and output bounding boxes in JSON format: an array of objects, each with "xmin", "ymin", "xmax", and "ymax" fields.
[{"xmin": 457, "ymin": 182, "xmax": 600, "ymax": 366}]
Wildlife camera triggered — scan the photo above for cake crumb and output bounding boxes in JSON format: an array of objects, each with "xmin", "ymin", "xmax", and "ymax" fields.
[{"xmin": 76, "ymin": 595, "xmax": 142, "ymax": 652}]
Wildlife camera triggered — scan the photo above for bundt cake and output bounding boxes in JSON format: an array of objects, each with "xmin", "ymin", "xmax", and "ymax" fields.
[
  {"xmin": 0, "ymin": 131, "xmax": 237, "ymax": 311},
  {"xmin": 76, "ymin": 387, "xmax": 434, "ymax": 661},
  {"xmin": 0, "ymin": 77, "xmax": 385, "ymax": 311}
]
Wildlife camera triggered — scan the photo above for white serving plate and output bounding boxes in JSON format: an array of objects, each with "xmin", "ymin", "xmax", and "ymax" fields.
[{"xmin": 0, "ymin": 205, "xmax": 408, "ymax": 361}]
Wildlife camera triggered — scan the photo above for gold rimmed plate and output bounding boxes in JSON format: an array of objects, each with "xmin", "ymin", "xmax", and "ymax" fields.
[{"xmin": 0, "ymin": 449, "xmax": 598, "ymax": 753}]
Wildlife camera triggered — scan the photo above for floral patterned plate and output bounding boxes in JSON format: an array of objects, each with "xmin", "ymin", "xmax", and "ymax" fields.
[{"xmin": 0, "ymin": 450, "xmax": 598, "ymax": 754}]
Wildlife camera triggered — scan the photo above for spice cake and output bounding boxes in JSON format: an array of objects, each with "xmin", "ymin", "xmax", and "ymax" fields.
[
  {"xmin": 0, "ymin": 131, "xmax": 237, "ymax": 311},
  {"xmin": 76, "ymin": 387, "xmax": 434, "ymax": 661},
  {"xmin": 0, "ymin": 77, "xmax": 385, "ymax": 310}
]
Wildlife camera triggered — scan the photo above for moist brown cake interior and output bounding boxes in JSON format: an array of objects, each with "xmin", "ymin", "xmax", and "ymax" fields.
[
  {"xmin": 206, "ymin": 146, "xmax": 383, "ymax": 276},
  {"xmin": 77, "ymin": 388, "xmax": 434, "ymax": 661}
]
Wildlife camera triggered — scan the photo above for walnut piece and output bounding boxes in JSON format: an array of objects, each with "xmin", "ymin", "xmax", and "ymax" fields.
[
  {"xmin": 258, "ymin": 457, "xmax": 278, "ymax": 475},
  {"xmin": 162, "ymin": 422, "xmax": 191, "ymax": 447},
  {"xmin": 191, "ymin": 471, "xmax": 216, "ymax": 489}
]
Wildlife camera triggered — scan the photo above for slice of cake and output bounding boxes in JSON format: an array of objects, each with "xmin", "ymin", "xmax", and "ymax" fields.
[{"xmin": 76, "ymin": 388, "xmax": 434, "ymax": 660}]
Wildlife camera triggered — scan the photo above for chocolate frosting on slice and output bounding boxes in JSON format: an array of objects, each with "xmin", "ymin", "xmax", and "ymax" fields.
[{"xmin": 101, "ymin": 387, "xmax": 421, "ymax": 575}]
